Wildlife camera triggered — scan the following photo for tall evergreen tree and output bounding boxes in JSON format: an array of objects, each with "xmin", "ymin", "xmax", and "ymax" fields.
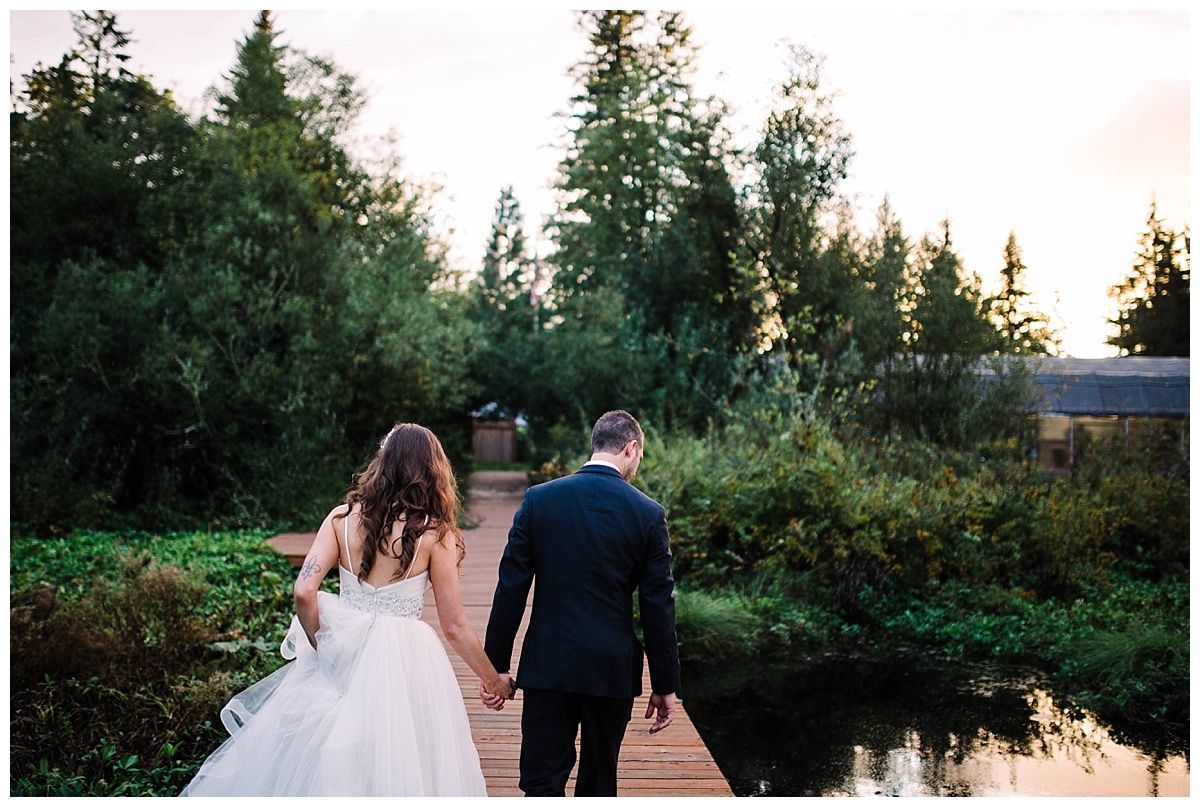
[
  {"xmin": 747, "ymin": 45, "xmax": 854, "ymax": 369},
  {"xmin": 479, "ymin": 185, "xmax": 532, "ymax": 309},
  {"xmin": 990, "ymin": 232, "xmax": 1056, "ymax": 355},
  {"xmin": 881, "ymin": 221, "xmax": 1011, "ymax": 445},
  {"xmin": 1108, "ymin": 203, "xmax": 1190, "ymax": 357},
  {"xmin": 215, "ymin": 10, "xmax": 293, "ymax": 125},
  {"xmin": 854, "ymin": 198, "xmax": 910, "ymax": 373},
  {"xmin": 10, "ymin": 12, "xmax": 190, "ymax": 290},
  {"xmin": 70, "ymin": 10, "xmax": 133, "ymax": 91},
  {"xmin": 160, "ymin": 10, "xmax": 475, "ymax": 520},
  {"xmin": 541, "ymin": 10, "xmax": 754, "ymax": 433},
  {"xmin": 902, "ymin": 222, "xmax": 998, "ymax": 359},
  {"xmin": 469, "ymin": 186, "xmax": 537, "ymax": 419}
]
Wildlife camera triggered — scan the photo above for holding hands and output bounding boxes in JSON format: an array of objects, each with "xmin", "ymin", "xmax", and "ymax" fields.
[{"xmin": 480, "ymin": 673, "xmax": 516, "ymax": 711}]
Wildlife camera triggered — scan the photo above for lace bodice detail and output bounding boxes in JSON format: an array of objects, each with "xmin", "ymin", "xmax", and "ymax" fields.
[{"xmin": 339, "ymin": 567, "xmax": 427, "ymax": 619}]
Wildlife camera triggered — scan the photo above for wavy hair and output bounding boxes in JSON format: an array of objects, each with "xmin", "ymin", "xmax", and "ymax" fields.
[{"xmin": 338, "ymin": 423, "xmax": 463, "ymax": 582}]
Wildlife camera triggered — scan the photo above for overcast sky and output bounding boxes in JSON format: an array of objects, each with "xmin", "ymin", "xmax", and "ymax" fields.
[{"xmin": 8, "ymin": 6, "xmax": 1191, "ymax": 358}]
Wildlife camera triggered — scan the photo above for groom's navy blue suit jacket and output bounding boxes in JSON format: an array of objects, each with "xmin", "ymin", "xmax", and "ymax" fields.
[{"xmin": 484, "ymin": 464, "xmax": 681, "ymax": 700}]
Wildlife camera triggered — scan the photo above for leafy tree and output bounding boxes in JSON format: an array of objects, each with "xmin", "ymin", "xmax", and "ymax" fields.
[
  {"xmin": 876, "ymin": 222, "xmax": 1016, "ymax": 446},
  {"xmin": 11, "ymin": 11, "xmax": 476, "ymax": 529},
  {"xmin": 468, "ymin": 185, "xmax": 538, "ymax": 419},
  {"xmin": 10, "ymin": 13, "xmax": 196, "ymax": 527},
  {"xmin": 540, "ymin": 10, "xmax": 755, "ymax": 436},
  {"xmin": 1108, "ymin": 203, "xmax": 1190, "ymax": 356},
  {"xmin": 10, "ymin": 12, "xmax": 192, "ymax": 325},
  {"xmin": 990, "ymin": 232, "xmax": 1056, "ymax": 355},
  {"xmin": 746, "ymin": 45, "xmax": 854, "ymax": 374},
  {"xmin": 853, "ymin": 198, "xmax": 910, "ymax": 374},
  {"xmin": 156, "ymin": 11, "xmax": 476, "ymax": 521}
]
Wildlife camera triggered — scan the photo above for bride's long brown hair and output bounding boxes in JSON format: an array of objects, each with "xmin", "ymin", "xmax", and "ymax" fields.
[{"xmin": 338, "ymin": 423, "xmax": 463, "ymax": 582}]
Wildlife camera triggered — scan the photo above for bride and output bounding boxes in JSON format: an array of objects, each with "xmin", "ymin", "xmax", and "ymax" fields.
[{"xmin": 182, "ymin": 423, "xmax": 515, "ymax": 796}]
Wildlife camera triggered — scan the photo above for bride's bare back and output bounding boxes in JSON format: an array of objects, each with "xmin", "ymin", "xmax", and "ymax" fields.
[{"xmin": 338, "ymin": 505, "xmax": 432, "ymax": 588}]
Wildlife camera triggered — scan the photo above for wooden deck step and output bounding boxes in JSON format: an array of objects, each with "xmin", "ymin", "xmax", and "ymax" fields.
[
  {"xmin": 266, "ymin": 473, "xmax": 732, "ymax": 797},
  {"xmin": 264, "ymin": 532, "xmax": 315, "ymax": 567}
]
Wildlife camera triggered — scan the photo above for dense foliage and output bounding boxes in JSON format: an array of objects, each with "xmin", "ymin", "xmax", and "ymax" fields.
[
  {"xmin": 11, "ymin": 12, "xmax": 476, "ymax": 532},
  {"xmin": 13, "ymin": 9, "xmax": 1105, "ymax": 526},
  {"xmin": 10, "ymin": 529, "xmax": 303, "ymax": 796},
  {"xmin": 641, "ymin": 403, "xmax": 1189, "ymax": 733},
  {"xmin": 471, "ymin": 11, "xmax": 1075, "ymax": 460}
]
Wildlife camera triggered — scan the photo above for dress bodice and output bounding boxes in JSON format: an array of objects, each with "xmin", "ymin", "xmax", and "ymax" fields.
[{"xmin": 338, "ymin": 566, "xmax": 427, "ymax": 619}]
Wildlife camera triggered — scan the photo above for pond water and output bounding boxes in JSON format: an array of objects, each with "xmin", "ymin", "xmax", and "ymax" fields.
[{"xmin": 681, "ymin": 649, "xmax": 1189, "ymax": 797}]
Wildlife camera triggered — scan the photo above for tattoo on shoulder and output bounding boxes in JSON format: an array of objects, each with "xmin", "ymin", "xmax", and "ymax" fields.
[{"xmin": 300, "ymin": 558, "xmax": 322, "ymax": 580}]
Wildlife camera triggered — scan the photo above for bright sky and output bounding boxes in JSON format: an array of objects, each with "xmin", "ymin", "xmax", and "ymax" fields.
[{"xmin": 8, "ymin": 7, "xmax": 1191, "ymax": 358}]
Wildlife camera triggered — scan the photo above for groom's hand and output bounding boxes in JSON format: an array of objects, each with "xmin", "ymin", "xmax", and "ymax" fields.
[
  {"xmin": 480, "ymin": 674, "xmax": 516, "ymax": 711},
  {"xmin": 645, "ymin": 691, "xmax": 676, "ymax": 733}
]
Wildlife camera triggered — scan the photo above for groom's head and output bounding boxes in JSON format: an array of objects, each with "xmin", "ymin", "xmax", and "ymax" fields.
[{"xmin": 591, "ymin": 410, "xmax": 644, "ymax": 480}]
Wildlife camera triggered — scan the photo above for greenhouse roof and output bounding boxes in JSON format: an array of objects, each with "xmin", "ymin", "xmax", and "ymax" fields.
[{"xmin": 983, "ymin": 356, "xmax": 1190, "ymax": 417}]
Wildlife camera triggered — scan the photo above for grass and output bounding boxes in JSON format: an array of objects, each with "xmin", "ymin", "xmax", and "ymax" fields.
[{"xmin": 674, "ymin": 588, "xmax": 759, "ymax": 660}]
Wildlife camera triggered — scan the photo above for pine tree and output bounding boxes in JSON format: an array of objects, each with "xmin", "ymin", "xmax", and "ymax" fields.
[
  {"xmin": 70, "ymin": 10, "xmax": 133, "ymax": 92},
  {"xmin": 855, "ymin": 198, "xmax": 910, "ymax": 372},
  {"xmin": 542, "ymin": 10, "xmax": 754, "ymax": 431},
  {"xmin": 903, "ymin": 222, "xmax": 997, "ymax": 359},
  {"xmin": 882, "ymin": 221, "xmax": 1011, "ymax": 445},
  {"xmin": 215, "ymin": 10, "xmax": 294, "ymax": 125},
  {"xmin": 748, "ymin": 44, "xmax": 854, "ymax": 367},
  {"xmin": 11, "ymin": 10, "xmax": 477, "ymax": 529},
  {"xmin": 162, "ymin": 9, "xmax": 466, "ymax": 519},
  {"xmin": 1108, "ymin": 203, "xmax": 1190, "ymax": 356},
  {"xmin": 10, "ymin": 11, "xmax": 196, "ymax": 527},
  {"xmin": 990, "ymin": 232, "xmax": 1056, "ymax": 355},
  {"xmin": 479, "ymin": 185, "xmax": 531, "ymax": 310},
  {"xmin": 468, "ymin": 186, "xmax": 539, "ymax": 419}
]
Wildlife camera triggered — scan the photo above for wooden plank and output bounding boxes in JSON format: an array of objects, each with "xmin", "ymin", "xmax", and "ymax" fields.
[
  {"xmin": 267, "ymin": 473, "xmax": 733, "ymax": 797},
  {"xmin": 264, "ymin": 532, "xmax": 316, "ymax": 567}
]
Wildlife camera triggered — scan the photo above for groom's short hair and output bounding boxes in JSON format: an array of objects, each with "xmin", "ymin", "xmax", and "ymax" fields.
[{"xmin": 592, "ymin": 410, "xmax": 643, "ymax": 454}]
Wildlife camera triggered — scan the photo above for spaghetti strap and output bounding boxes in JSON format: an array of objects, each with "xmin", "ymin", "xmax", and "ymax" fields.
[
  {"xmin": 403, "ymin": 515, "xmax": 429, "ymax": 580},
  {"xmin": 342, "ymin": 509, "xmax": 354, "ymax": 575}
]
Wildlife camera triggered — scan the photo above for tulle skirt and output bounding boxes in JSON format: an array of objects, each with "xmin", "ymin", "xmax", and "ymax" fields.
[{"xmin": 181, "ymin": 590, "xmax": 487, "ymax": 796}]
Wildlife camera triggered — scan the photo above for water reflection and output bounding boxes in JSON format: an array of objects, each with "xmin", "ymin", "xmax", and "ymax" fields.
[{"xmin": 681, "ymin": 651, "xmax": 1189, "ymax": 797}]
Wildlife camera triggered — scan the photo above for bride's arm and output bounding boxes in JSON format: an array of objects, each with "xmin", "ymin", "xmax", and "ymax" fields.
[
  {"xmin": 294, "ymin": 506, "xmax": 343, "ymax": 649},
  {"xmin": 428, "ymin": 534, "xmax": 514, "ymax": 701}
]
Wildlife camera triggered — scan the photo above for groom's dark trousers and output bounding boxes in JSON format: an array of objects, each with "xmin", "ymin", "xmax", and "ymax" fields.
[{"xmin": 484, "ymin": 464, "xmax": 680, "ymax": 797}]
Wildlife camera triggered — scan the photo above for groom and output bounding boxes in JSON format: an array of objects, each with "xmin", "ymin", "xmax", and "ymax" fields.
[{"xmin": 483, "ymin": 410, "xmax": 680, "ymax": 797}]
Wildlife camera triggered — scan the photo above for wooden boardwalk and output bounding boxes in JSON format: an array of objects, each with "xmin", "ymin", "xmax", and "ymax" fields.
[{"xmin": 267, "ymin": 474, "xmax": 733, "ymax": 797}]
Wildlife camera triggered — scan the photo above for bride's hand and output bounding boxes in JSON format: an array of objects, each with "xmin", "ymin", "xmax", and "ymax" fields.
[
  {"xmin": 479, "ymin": 676, "xmax": 512, "ymax": 711},
  {"xmin": 479, "ymin": 683, "xmax": 501, "ymax": 710}
]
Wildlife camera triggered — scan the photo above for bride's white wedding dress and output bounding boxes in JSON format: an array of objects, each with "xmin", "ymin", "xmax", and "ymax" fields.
[{"xmin": 181, "ymin": 529, "xmax": 487, "ymax": 796}]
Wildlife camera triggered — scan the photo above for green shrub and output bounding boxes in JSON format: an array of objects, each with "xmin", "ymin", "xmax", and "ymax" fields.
[
  {"xmin": 10, "ymin": 529, "xmax": 303, "ymax": 796},
  {"xmin": 639, "ymin": 402, "xmax": 1188, "ymax": 731},
  {"xmin": 11, "ymin": 556, "xmax": 213, "ymax": 691}
]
